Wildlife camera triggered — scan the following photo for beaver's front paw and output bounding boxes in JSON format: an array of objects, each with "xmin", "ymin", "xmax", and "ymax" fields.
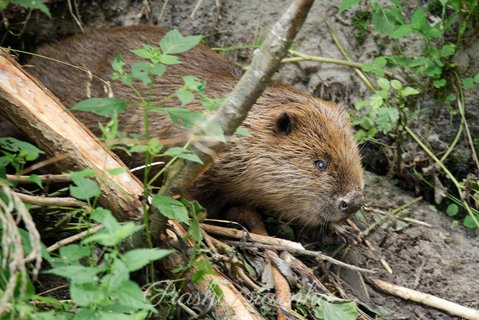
[{"xmin": 329, "ymin": 223, "xmax": 362, "ymax": 245}]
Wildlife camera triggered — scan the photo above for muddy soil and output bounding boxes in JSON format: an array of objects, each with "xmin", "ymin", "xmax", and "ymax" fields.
[
  {"xmin": 2, "ymin": 0, "xmax": 479, "ymax": 319},
  {"xmin": 348, "ymin": 172, "xmax": 479, "ymax": 319}
]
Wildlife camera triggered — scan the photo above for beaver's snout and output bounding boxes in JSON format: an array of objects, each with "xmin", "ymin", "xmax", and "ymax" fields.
[{"xmin": 336, "ymin": 190, "xmax": 363, "ymax": 218}]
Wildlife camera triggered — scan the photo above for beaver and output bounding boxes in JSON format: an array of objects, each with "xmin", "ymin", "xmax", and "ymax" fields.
[{"xmin": 26, "ymin": 25, "xmax": 363, "ymax": 228}]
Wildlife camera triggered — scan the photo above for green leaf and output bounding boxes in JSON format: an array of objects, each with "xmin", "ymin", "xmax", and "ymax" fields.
[
  {"xmin": 201, "ymin": 96, "xmax": 224, "ymax": 110},
  {"xmin": 464, "ymin": 215, "xmax": 479, "ymax": 229},
  {"xmin": 86, "ymin": 209, "xmax": 143, "ymax": 246},
  {"xmin": 163, "ymin": 147, "xmax": 203, "ymax": 163},
  {"xmin": 160, "ymin": 29, "xmax": 202, "ymax": 54},
  {"xmin": 73, "ymin": 309, "xmax": 97, "ymax": 320},
  {"xmin": 102, "ymin": 259, "xmax": 129, "ymax": 290},
  {"xmin": 154, "ymin": 107, "xmax": 204, "ymax": 128},
  {"xmin": 131, "ymin": 61, "xmax": 153, "ymax": 85},
  {"xmin": 70, "ymin": 176, "xmax": 100, "ymax": 200},
  {"xmin": 440, "ymin": 44, "xmax": 455, "ymax": 57},
  {"xmin": 446, "ymin": 94, "xmax": 457, "ymax": 102},
  {"xmin": 151, "ymin": 194, "xmax": 189, "ymax": 224},
  {"xmin": 369, "ymin": 95, "xmax": 384, "ymax": 109},
  {"xmin": 183, "ymin": 75, "xmax": 205, "ymax": 91},
  {"xmin": 371, "ymin": 10, "xmax": 395, "ymax": 35},
  {"xmin": 11, "ymin": 0, "xmax": 51, "ymax": 17},
  {"xmin": 0, "ymin": 137, "xmax": 43, "ymax": 161},
  {"xmin": 410, "ymin": 8, "xmax": 426, "ymax": 29},
  {"xmin": 376, "ymin": 107, "xmax": 399, "ymax": 132},
  {"xmin": 191, "ymin": 259, "xmax": 215, "ymax": 284},
  {"xmin": 446, "ymin": 204, "xmax": 459, "ymax": 217},
  {"xmin": 433, "ymin": 79, "xmax": 446, "ymax": 88},
  {"xmin": 176, "ymin": 89, "xmax": 195, "ymax": 105},
  {"xmin": 401, "ymin": 86, "xmax": 420, "ymax": 96},
  {"xmin": 47, "ymin": 265, "xmax": 100, "ymax": 284},
  {"xmin": 190, "ymin": 212, "xmax": 203, "ymax": 242},
  {"xmin": 338, "ymin": 0, "xmax": 359, "ymax": 12},
  {"xmin": 390, "ymin": 80, "xmax": 402, "ymax": 90},
  {"xmin": 314, "ymin": 298, "xmax": 358, "ymax": 320},
  {"xmin": 123, "ymin": 248, "xmax": 174, "ymax": 272},
  {"xmin": 71, "ymin": 281, "xmax": 105, "ymax": 307},
  {"xmin": 463, "ymin": 77, "xmax": 474, "ymax": 89},
  {"xmin": 353, "ymin": 100, "xmax": 366, "ymax": 110},
  {"xmin": 390, "ymin": 24, "xmax": 412, "ymax": 39},
  {"xmin": 84, "ymin": 222, "xmax": 143, "ymax": 247},
  {"xmin": 28, "ymin": 174, "xmax": 43, "ymax": 188},
  {"xmin": 377, "ymin": 78, "xmax": 390, "ymax": 91},
  {"xmin": 71, "ymin": 98, "xmax": 128, "ymax": 116},
  {"xmin": 59, "ymin": 244, "xmax": 91, "ymax": 263},
  {"xmin": 158, "ymin": 54, "xmax": 181, "ymax": 65},
  {"xmin": 131, "ymin": 45, "xmax": 161, "ymax": 61},
  {"xmin": 112, "ymin": 54, "xmax": 125, "ymax": 74},
  {"xmin": 474, "ymin": 73, "xmax": 479, "ymax": 84},
  {"xmin": 114, "ymin": 280, "xmax": 155, "ymax": 311}
]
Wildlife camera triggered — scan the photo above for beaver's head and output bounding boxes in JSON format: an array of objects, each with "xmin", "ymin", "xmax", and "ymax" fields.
[{"xmin": 195, "ymin": 88, "xmax": 363, "ymax": 228}]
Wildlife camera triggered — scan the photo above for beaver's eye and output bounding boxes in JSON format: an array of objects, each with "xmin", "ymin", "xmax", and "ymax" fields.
[{"xmin": 315, "ymin": 160, "xmax": 327, "ymax": 170}]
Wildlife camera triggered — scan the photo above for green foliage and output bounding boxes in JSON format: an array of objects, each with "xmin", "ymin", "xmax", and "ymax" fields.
[
  {"xmin": 0, "ymin": 29, "xmax": 229, "ymax": 319},
  {"xmin": 353, "ymin": 78, "xmax": 418, "ymax": 142},
  {"xmin": 0, "ymin": 0, "xmax": 51, "ymax": 17},
  {"xmin": 43, "ymin": 209, "xmax": 173, "ymax": 318},
  {"xmin": 0, "ymin": 137, "xmax": 43, "ymax": 175}
]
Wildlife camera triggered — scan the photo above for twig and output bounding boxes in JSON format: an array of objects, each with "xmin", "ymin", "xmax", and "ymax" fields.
[
  {"xmin": 369, "ymin": 277, "xmax": 479, "ymax": 320},
  {"xmin": 346, "ymin": 219, "xmax": 393, "ymax": 274},
  {"xmin": 15, "ymin": 192, "xmax": 88, "ymax": 208},
  {"xmin": 20, "ymin": 153, "xmax": 69, "ymax": 175},
  {"xmin": 200, "ymin": 223, "xmax": 305, "ymax": 250},
  {"xmin": 157, "ymin": 0, "xmax": 169, "ymax": 22},
  {"xmin": 189, "ymin": 0, "xmax": 205, "ymax": 19},
  {"xmin": 46, "ymin": 224, "xmax": 103, "ymax": 254},
  {"xmin": 227, "ymin": 241, "xmax": 376, "ymax": 274},
  {"xmin": 284, "ymin": 50, "xmax": 406, "ymax": 82},
  {"xmin": 7, "ymin": 173, "xmax": 70, "ymax": 184}
]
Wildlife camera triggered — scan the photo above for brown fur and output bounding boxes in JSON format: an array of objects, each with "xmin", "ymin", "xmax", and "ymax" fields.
[{"xmin": 27, "ymin": 25, "xmax": 363, "ymax": 227}]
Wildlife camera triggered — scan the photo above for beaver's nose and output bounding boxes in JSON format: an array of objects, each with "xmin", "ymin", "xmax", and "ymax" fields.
[{"xmin": 337, "ymin": 191, "xmax": 362, "ymax": 216}]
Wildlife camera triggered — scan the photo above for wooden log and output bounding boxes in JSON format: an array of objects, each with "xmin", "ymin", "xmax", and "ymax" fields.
[{"xmin": 0, "ymin": 51, "xmax": 144, "ymax": 221}]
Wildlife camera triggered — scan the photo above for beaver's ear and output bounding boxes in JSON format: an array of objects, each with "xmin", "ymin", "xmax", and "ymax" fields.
[{"xmin": 274, "ymin": 112, "xmax": 295, "ymax": 135}]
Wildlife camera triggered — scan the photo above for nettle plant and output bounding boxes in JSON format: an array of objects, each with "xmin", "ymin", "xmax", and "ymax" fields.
[
  {"xmin": 341, "ymin": 0, "xmax": 479, "ymax": 140},
  {"xmin": 1, "ymin": 30, "xmax": 227, "ymax": 319}
]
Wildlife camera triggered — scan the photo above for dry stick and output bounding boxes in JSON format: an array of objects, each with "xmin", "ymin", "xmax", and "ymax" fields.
[
  {"xmin": 0, "ymin": 53, "xmax": 263, "ymax": 319},
  {"xmin": 284, "ymin": 50, "xmax": 406, "ymax": 83},
  {"xmin": 15, "ymin": 192, "xmax": 87, "ymax": 208},
  {"xmin": 45, "ymin": 224, "xmax": 104, "ymax": 254},
  {"xmin": 227, "ymin": 241, "xmax": 375, "ymax": 274},
  {"xmin": 201, "ymin": 223, "xmax": 305, "ymax": 250},
  {"xmin": 24, "ymin": 224, "xmax": 104, "ymax": 263},
  {"xmin": 7, "ymin": 173, "xmax": 71, "ymax": 184},
  {"xmin": 201, "ymin": 230, "xmax": 261, "ymax": 291},
  {"xmin": 346, "ymin": 219, "xmax": 393, "ymax": 274},
  {"xmin": 369, "ymin": 277, "xmax": 479, "ymax": 320},
  {"xmin": 20, "ymin": 152, "xmax": 69, "ymax": 175}
]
